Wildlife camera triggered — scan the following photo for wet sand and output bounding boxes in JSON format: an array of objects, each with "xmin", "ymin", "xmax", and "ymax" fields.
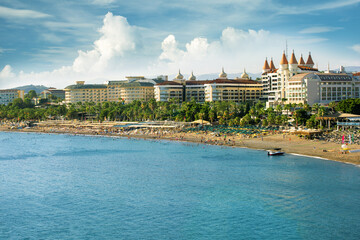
[{"xmin": 1, "ymin": 124, "xmax": 360, "ymax": 165}]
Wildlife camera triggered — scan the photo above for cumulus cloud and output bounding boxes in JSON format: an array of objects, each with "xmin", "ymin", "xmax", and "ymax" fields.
[
  {"xmin": 1, "ymin": 12, "xmax": 358, "ymax": 89},
  {"xmin": 72, "ymin": 12, "xmax": 137, "ymax": 73},
  {"xmin": 159, "ymin": 35, "xmax": 184, "ymax": 62},
  {"xmin": 0, "ymin": 12, "xmax": 138, "ymax": 88},
  {"xmin": 156, "ymin": 27, "xmax": 284, "ymax": 75},
  {"xmin": 0, "ymin": 65, "xmax": 15, "ymax": 79}
]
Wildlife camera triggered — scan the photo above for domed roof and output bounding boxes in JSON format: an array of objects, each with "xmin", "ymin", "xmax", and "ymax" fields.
[
  {"xmin": 241, "ymin": 68, "xmax": 249, "ymax": 79},
  {"xmin": 219, "ymin": 67, "xmax": 227, "ymax": 78},
  {"xmin": 188, "ymin": 71, "xmax": 196, "ymax": 80},
  {"xmin": 175, "ymin": 69, "xmax": 184, "ymax": 80}
]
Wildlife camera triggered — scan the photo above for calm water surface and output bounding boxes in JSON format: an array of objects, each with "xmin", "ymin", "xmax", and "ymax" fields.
[{"xmin": 1, "ymin": 132, "xmax": 360, "ymax": 239}]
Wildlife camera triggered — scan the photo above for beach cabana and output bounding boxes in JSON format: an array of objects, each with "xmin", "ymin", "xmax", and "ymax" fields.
[
  {"xmin": 336, "ymin": 113, "xmax": 360, "ymax": 130},
  {"xmin": 191, "ymin": 119, "xmax": 211, "ymax": 126}
]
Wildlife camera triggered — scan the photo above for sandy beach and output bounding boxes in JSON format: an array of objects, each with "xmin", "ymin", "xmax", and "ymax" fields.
[{"xmin": 1, "ymin": 121, "xmax": 360, "ymax": 165}]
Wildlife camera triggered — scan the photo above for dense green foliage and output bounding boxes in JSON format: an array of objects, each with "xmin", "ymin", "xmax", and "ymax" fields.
[
  {"xmin": 335, "ymin": 98, "xmax": 360, "ymax": 115},
  {"xmin": 0, "ymin": 98, "xmax": 339, "ymax": 128}
]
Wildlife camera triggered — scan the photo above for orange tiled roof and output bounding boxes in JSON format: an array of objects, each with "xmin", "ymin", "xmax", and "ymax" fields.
[
  {"xmin": 353, "ymin": 72, "xmax": 360, "ymax": 76},
  {"xmin": 263, "ymin": 59, "xmax": 270, "ymax": 70},
  {"xmin": 280, "ymin": 52, "xmax": 288, "ymax": 65},
  {"xmin": 289, "ymin": 51, "xmax": 297, "ymax": 64},
  {"xmin": 269, "ymin": 59, "xmax": 276, "ymax": 69},
  {"xmin": 298, "ymin": 55, "xmax": 305, "ymax": 65},
  {"xmin": 306, "ymin": 52, "xmax": 314, "ymax": 65},
  {"xmin": 298, "ymin": 65, "xmax": 318, "ymax": 71},
  {"xmin": 268, "ymin": 68, "xmax": 278, "ymax": 73}
]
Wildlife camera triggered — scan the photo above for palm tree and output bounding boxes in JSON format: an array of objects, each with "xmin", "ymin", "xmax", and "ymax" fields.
[
  {"xmin": 284, "ymin": 104, "xmax": 291, "ymax": 116},
  {"xmin": 328, "ymin": 101, "xmax": 337, "ymax": 113},
  {"xmin": 275, "ymin": 104, "xmax": 283, "ymax": 115},
  {"xmin": 312, "ymin": 103, "xmax": 320, "ymax": 115}
]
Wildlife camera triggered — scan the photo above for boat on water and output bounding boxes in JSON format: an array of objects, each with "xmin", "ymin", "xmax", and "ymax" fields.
[{"xmin": 267, "ymin": 148, "xmax": 285, "ymax": 156}]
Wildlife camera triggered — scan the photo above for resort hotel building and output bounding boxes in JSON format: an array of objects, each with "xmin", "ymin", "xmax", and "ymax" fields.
[
  {"xmin": 261, "ymin": 51, "xmax": 318, "ymax": 107},
  {"xmin": 41, "ymin": 88, "xmax": 65, "ymax": 100},
  {"xmin": 261, "ymin": 51, "xmax": 360, "ymax": 107},
  {"xmin": 287, "ymin": 71, "xmax": 360, "ymax": 105},
  {"xmin": 0, "ymin": 89, "xmax": 24, "ymax": 105},
  {"xmin": 64, "ymin": 76, "xmax": 166, "ymax": 104},
  {"xmin": 64, "ymin": 81, "xmax": 108, "ymax": 104},
  {"xmin": 154, "ymin": 69, "xmax": 263, "ymax": 103}
]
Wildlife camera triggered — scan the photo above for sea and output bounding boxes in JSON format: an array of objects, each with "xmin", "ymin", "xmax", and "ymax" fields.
[{"xmin": 1, "ymin": 132, "xmax": 360, "ymax": 239}]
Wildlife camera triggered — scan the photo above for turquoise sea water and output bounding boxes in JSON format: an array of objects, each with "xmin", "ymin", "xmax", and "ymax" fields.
[{"xmin": 0, "ymin": 132, "xmax": 360, "ymax": 239}]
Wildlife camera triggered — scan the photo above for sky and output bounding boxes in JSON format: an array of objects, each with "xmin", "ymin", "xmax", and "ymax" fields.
[{"xmin": 0, "ymin": 0, "xmax": 360, "ymax": 88}]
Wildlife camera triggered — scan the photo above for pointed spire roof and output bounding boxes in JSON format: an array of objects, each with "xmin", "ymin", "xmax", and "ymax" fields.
[
  {"xmin": 298, "ymin": 54, "xmax": 305, "ymax": 65},
  {"xmin": 280, "ymin": 51, "xmax": 288, "ymax": 65},
  {"xmin": 263, "ymin": 58, "xmax": 270, "ymax": 70},
  {"xmin": 188, "ymin": 71, "xmax": 196, "ymax": 80},
  {"xmin": 269, "ymin": 58, "xmax": 276, "ymax": 69},
  {"xmin": 306, "ymin": 52, "xmax": 314, "ymax": 65},
  {"xmin": 289, "ymin": 50, "xmax": 297, "ymax": 64}
]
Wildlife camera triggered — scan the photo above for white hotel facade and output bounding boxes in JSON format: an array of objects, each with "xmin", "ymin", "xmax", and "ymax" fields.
[{"xmin": 261, "ymin": 51, "xmax": 360, "ymax": 107}]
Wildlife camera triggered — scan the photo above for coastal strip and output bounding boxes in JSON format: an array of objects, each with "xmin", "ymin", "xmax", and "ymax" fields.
[{"xmin": 1, "ymin": 122, "xmax": 360, "ymax": 166}]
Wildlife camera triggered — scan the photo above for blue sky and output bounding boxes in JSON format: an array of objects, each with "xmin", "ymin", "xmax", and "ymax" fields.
[{"xmin": 0, "ymin": 0, "xmax": 360, "ymax": 88}]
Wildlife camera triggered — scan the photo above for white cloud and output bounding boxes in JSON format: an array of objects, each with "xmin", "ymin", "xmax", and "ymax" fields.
[
  {"xmin": 41, "ymin": 33, "xmax": 64, "ymax": 43},
  {"xmin": 300, "ymin": 26, "xmax": 342, "ymax": 34},
  {"xmin": 92, "ymin": 0, "xmax": 115, "ymax": 5},
  {"xmin": 0, "ymin": 65, "xmax": 15, "ymax": 79},
  {"xmin": 159, "ymin": 35, "xmax": 184, "ymax": 62},
  {"xmin": 277, "ymin": 0, "xmax": 360, "ymax": 15},
  {"xmin": 0, "ymin": 12, "xmax": 139, "ymax": 88},
  {"xmin": 0, "ymin": 6, "xmax": 50, "ymax": 19},
  {"xmin": 352, "ymin": 44, "xmax": 360, "ymax": 54},
  {"xmin": 185, "ymin": 37, "xmax": 209, "ymax": 59},
  {"xmin": 156, "ymin": 27, "xmax": 282, "ymax": 76},
  {"xmin": 1, "ymin": 11, "xmax": 359, "ymax": 89},
  {"xmin": 72, "ymin": 12, "xmax": 137, "ymax": 73}
]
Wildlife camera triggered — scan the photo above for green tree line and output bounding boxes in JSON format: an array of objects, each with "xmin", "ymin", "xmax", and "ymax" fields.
[{"xmin": 1, "ymin": 98, "xmax": 359, "ymax": 128}]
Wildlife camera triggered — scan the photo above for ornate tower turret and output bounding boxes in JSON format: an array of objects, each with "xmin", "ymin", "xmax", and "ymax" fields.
[
  {"xmin": 298, "ymin": 54, "xmax": 305, "ymax": 66},
  {"xmin": 241, "ymin": 68, "xmax": 249, "ymax": 79},
  {"xmin": 306, "ymin": 52, "xmax": 314, "ymax": 68},
  {"xmin": 289, "ymin": 50, "xmax": 298, "ymax": 74},
  {"xmin": 219, "ymin": 67, "xmax": 227, "ymax": 79},
  {"xmin": 269, "ymin": 58, "xmax": 276, "ymax": 70},
  {"xmin": 263, "ymin": 58, "xmax": 270, "ymax": 73},
  {"xmin": 279, "ymin": 51, "xmax": 288, "ymax": 71},
  {"xmin": 174, "ymin": 69, "xmax": 184, "ymax": 80},
  {"xmin": 188, "ymin": 71, "xmax": 196, "ymax": 81}
]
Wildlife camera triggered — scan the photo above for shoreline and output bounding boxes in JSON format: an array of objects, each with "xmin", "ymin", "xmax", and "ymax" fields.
[{"xmin": 1, "ymin": 125, "xmax": 360, "ymax": 166}]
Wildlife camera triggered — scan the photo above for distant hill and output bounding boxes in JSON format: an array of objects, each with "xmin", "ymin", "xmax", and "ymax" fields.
[
  {"xmin": 344, "ymin": 66, "xmax": 360, "ymax": 73},
  {"xmin": 333, "ymin": 66, "xmax": 360, "ymax": 73},
  {"xmin": 13, "ymin": 85, "xmax": 49, "ymax": 94}
]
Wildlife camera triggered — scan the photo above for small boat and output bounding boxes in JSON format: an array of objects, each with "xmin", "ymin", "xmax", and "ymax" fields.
[{"xmin": 267, "ymin": 148, "xmax": 285, "ymax": 156}]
